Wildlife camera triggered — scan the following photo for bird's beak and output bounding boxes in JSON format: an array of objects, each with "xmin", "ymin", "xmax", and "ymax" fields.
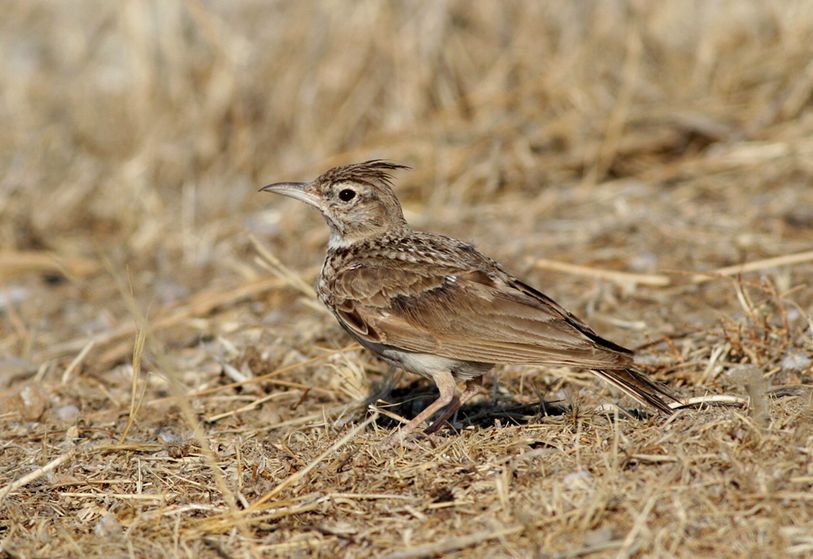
[{"xmin": 259, "ymin": 182, "xmax": 320, "ymax": 209}]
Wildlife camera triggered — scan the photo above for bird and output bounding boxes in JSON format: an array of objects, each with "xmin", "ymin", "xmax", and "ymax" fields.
[{"xmin": 261, "ymin": 160, "xmax": 679, "ymax": 444}]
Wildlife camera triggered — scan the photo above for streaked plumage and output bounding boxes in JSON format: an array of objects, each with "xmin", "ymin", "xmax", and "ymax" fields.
[{"xmin": 261, "ymin": 160, "xmax": 679, "ymax": 443}]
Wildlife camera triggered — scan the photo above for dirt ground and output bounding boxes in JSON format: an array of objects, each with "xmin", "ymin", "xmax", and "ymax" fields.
[{"xmin": 2, "ymin": 2, "xmax": 813, "ymax": 557}]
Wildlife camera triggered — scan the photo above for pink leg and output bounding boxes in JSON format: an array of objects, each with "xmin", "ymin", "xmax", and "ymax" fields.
[
  {"xmin": 383, "ymin": 370, "xmax": 457, "ymax": 446},
  {"xmin": 424, "ymin": 377, "xmax": 483, "ymax": 435}
]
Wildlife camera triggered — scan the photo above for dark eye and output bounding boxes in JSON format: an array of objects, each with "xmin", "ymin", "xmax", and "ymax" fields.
[{"xmin": 338, "ymin": 188, "xmax": 356, "ymax": 202}]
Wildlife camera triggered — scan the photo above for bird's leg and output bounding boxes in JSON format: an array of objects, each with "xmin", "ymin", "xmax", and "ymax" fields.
[
  {"xmin": 383, "ymin": 370, "xmax": 457, "ymax": 446},
  {"xmin": 424, "ymin": 376, "xmax": 483, "ymax": 435}
]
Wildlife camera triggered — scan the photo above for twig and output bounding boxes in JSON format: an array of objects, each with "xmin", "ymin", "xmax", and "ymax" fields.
[
  {"xmin": 0, "ymin": 446, "xmax": 80, "ymax": 503},
  {"xmin": 206, "ymin": 390, "xmax": 294, "ymax": 423},
  {"xmin": 533, "ymin": 258, "xmax": 670, "ymax": 287},
  {"xmin": 688, "ymin": 250, "xmax": 813, "ymax": 284},
  {"xmin": 534, "ymin": 249, "xmax": 813, "ymax": 289},
  {"xmin": 58, "ymin": 492, "xmax": 167, "ymax": 501},
  {"xmin": 368, "ymin": 403, "xmax": 409, "ymax": 425},
  {"xmin": 250, "ymin": 412, "xmax": 378, "ymax": 508},
  {"xmin": 60, "ymin": 339, "xmax": 96, "ymax": 384},
  {"xmin": 379, "ymin": 525, "xmax": 525, "ymax": 559},
  {"xmin": 0, "ymin": 251, "xmax": 98, "ymax": 278}
]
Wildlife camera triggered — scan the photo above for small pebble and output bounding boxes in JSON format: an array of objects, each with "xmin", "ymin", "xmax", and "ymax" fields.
[
  {"xmin": 782, "ymin": 351, "xmax": 810, "ymax": 373},
  {"xmin": 19, "ymin": 384, "xmax": 48, "ymax": 421},
  {"xmin": 157, "ymin": 427, "xmax": 183, "ymax": 445},
  {"xmin": 584, "ymin": 526, "xmax": 614, "ymax": 546},
  {"xmin": 94, "ymin": 513, "xmax": 122, "ymax": 538},
  {"xmin": 563, "ymin": 470, "xmax": 592, "ymax": 490},
  {"xmin": 56, "ymin": 404, "xmax": 80, "ymax": 422}
]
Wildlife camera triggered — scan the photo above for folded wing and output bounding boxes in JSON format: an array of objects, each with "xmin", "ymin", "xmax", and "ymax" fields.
[{"xmin": 331, "ymin": 260, "xmax": 633, "ymax": 370}]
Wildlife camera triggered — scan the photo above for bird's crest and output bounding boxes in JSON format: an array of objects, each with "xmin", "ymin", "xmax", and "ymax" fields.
[{"xmin": 316, "ymin": 160, "xmax": 410, "ymax": 189}]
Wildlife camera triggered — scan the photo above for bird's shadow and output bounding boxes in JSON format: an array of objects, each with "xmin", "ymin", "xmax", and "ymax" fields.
[{"xmin": 367, "ymin": 379, "xmax": 569, "ymax": 432}]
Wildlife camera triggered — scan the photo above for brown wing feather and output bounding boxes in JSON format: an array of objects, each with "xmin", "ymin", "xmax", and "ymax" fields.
[{"xmin": 332, "ymin": 263, "xmax": 632, "ymax": 369}]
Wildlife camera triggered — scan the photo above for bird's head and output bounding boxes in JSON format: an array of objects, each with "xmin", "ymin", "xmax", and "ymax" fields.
[{"xmin": 261, "ymin": 160, "xmax": 410, "ymax": 247}]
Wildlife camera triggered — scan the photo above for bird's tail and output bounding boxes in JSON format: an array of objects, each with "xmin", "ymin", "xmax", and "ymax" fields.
[{"xmin": 591, "ymin": 367, "xmax": 679, "ymax": 415}]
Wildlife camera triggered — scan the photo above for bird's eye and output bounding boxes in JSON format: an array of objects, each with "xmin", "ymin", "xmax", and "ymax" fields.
[{"xmin": 338, "ymin": 188, "xmax": 356, "ymax": 202}]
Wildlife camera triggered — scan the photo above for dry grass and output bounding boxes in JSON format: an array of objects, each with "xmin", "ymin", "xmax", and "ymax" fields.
[{"xmin": 2, "ymin": 1, "xmax": 813, "ymax": 557}]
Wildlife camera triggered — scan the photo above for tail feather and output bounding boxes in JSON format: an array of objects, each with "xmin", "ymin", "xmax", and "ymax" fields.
[{"xmin": 591, "ymin": 368, "xmax": 679, "ymax": 415}]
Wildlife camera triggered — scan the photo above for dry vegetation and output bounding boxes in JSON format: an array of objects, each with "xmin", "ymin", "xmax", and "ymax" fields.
[{"xmin": 2, "ymin": 1, "xmax": 813, "ymax": 557}]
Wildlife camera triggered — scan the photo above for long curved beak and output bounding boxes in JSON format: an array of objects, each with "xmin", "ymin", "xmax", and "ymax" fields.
[{"xmin": 259, "ymin": 182, "xmax": 320, "ymax": 208}]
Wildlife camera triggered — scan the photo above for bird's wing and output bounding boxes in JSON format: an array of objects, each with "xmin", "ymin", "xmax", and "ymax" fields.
[{"xmin": 330, "ymin": 259, "xmax": 633, "ymax": 369}]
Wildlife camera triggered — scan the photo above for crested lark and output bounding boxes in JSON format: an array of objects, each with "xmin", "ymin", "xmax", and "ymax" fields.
[{"xmin": 261, "ymin": 160, "xmax": 678, "ymax": 444}]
